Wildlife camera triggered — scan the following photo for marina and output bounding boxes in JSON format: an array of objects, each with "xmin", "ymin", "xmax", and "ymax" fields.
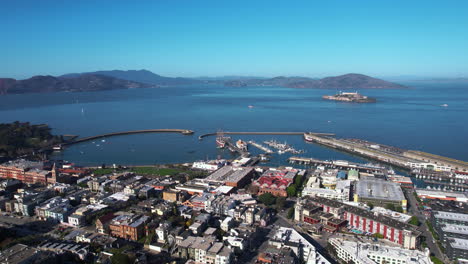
[
  {"xmin": 198, "ymin": 131, "xmax": 335, "ymax": 140},
  {"xmin": 264, "ymin": 140, "xmax": 305, "ymax": 154},
  {"xmin": 288, "ymin": 156, "xmax": 389, "ymax": 174},
  {"xmin": 412, "ymin": 168, "xmax": 468, "ymax": 192},
  {"xmin": 247, "ymin": 140, "xmax": 273, "ymax": 154}
]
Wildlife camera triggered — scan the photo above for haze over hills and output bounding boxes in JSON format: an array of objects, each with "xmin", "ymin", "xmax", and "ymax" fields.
[
  {"xmin": 62, "ymin": 70, "xmax": 405, "ymax": 89},
  {"xmin": 0, "ymin": 74, "xmax": 153, "ymax": 95},
  {"xmin": 0, "ymin": 70, "xmax": 407, "ymax": 95},
  {"xmin": 224, "ymin": 74, "xmax": 406, "ymax": 89},
  {"xmin": 61, "ymin": 70, "xmax": 202, "ymax": 86}
]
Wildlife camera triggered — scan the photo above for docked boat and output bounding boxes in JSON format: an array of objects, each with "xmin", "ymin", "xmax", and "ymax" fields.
[
  {"xmin": 236, "ymin": 139, "xmax": 248, "ymax": 151},
  {"xmin": 216, "ymin": 136, "xmax": 230, "ymax": 148},
  {"xmin": 304, "ymin": 133, "xmax": 315, "ymax": 142},
  {"xmin": 53, "ymin": 145, "xmax": 63, "ymax": 151}
]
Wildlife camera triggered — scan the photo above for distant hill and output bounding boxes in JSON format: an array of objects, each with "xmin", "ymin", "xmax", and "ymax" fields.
[
  {"xmin": 62, "ymin": 69, "xmax": 202, "ymax": 86},
  {"xmin": 224, "ymin": 73, "xmax": 406, "ymax": 89},
  {"xmin": 409, "ymin": 78, "xmax": 468, "ymax": 83},
  {"xmin": 0, "ymin": 71, "xmax": 407, "ymax": 95},
  {"xmin": 0, "ymin": 74, "xmax": 153, "ymax": 95}
]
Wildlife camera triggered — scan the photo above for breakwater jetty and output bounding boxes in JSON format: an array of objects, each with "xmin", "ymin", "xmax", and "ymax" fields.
[
  {"xmin": 65, "ymin": 129, "xmax": 194, "ymax": 145},
  {"xmin": 198, "ymin": 131, "xmax": 335, "ymax": 140},
  {"xmin": 304, "ymin": 133, "xmax": 468, "ymax": 173}
]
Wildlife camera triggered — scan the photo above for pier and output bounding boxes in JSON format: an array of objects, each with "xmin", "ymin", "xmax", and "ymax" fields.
[
  {"xmin": 198, "ymin": 131, "xmax": 335, "ymax": 140},
  {"xmin": 224, "ymin": 140, "xmax": 250, "ymax": 157},
  {"xmin": 65, "ymin": 129, "xmax": 194, "ymax": 145},
  {"xmin": 304, "ymin": 134, "xmax": 468, "ymax": 173},
  {"xmin": 288, "ymin": 156, "xmax": 387, "ymax": 174},
  {"xmin": 248, "ymin": 141, "xmax": 273, "ymax": 153}
]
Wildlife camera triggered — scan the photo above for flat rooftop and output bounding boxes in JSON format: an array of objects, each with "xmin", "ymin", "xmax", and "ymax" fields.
[
  {"xmin": 416, "ymin": 189, "xmax": 468, "ymax": 200},
  {"xmin": 442, "ymin": 224, "xmax": 468, "ymax": 235},
  {"xmin": 1, "ymin": 159, "xmax": 43, "ymax": 170},
  {"xmin": 330, "ymin": 238, "xmax": 431, "ymax": 264},
  {"xmin": 449, "ymin": 237, "xmax": 468, "ymax": 250},
  {"xmin": 306, "ymin": 196, "xmax": 419, "ymax": 233},
  {"xmin": 434, "ymin": 211, "xmax": 468, "ymax": 222},
  {"xmin": 355, "ymin": 179, "xmax": 405, "ymax": 201},
  {"xmin": 205, "ymin": 166, "xmax": 253, "ymax": 184}
]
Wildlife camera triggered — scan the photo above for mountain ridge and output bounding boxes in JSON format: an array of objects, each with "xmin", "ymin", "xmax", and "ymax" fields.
[
  {"xmin": 61, "ymin": 69, "xmax": 201, "ymax": 86},
  {"xmin": 225, "ymin": 73, "xmax": 406, "ymax": 89},
  {"xmin": 0, "ymin": 74, "xmax": 154, "ymax": 95},
  {"xmin": 0, "ymin": 70, "xmax": 407, "ymax": 95}
]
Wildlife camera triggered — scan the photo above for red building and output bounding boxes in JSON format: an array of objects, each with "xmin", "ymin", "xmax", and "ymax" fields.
[
  {"xmin": 108, "ymin": 214, "xmax": 149, "ymax": 241},
  {"xmin": 295, "ymin": 196, "xmax": 421, "ymax": 249},
  {"xmin": 253, "ymin": 169, "xmax": 297, "ymax": 197},
  {"xmin": 0, "ymin": 160, "xmax": 55, "ymax": 185}
]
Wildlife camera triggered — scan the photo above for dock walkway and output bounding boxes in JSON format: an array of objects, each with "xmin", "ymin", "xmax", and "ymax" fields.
[{"xmin": 198, "ymin": 131, "xmax": 334, "ymax": 140}]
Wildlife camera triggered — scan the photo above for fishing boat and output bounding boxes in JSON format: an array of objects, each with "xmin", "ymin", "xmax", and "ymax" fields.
[
  {"xmin": 236, "ymin": 139, "xmax": 248, "ymax": 151},
  {"xmin": 216, "ymin": 135, "xmax": 229, "ymax": 148}
]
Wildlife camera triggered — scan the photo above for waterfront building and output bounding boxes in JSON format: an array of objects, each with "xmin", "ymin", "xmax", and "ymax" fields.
[
  {"xmin": 347, "ymin": 169, "xmax": 359, "ymax": 180},
  {"xmin": 295, "ymin": 197, "xmax": 420, "ymax": 249},
  {"xmin": 388, "ymin": 175, "xmax": 414, "ymax": 188},
  {"xmin": 302, "ymin": 179, "xmax": 351, "ymax": 202},
  {"xmin": 329, "ymin": 238, "xmax": 431, "ymax": 264},
  {"xmin": 354, "ymin": 178, "xmax": 407, "ymax": 212},
  {"xmin": 252, "ymin": 168, "xmax": 298, "ymax": 197},
  {"xmin": 416, "ymin": 189, "xmax": 468, "ymax": 202},
  {"xmin": 0, "ymin": 159, "xmax": 55, "ymax": 185},
  {"xmin": 404, "ymin": 150, "xmax": 468, "ymax": 172},
  {"xmin": 192, "ymin": 159, "xmax": 227, "ymax": 171},
  {"xmin": 205, "ymin": 166, "xmax": 255, "ymax": 188}
]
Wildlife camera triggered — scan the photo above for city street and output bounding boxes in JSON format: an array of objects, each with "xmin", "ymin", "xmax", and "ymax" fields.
[{"xmin": 405, "ymin": 189, "xmax": 450, "ymax": 263}]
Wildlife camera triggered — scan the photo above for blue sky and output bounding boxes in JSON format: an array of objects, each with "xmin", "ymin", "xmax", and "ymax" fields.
[{"xmin": 2, "ymin": 0, "xmax": 468, "ymax": 79}]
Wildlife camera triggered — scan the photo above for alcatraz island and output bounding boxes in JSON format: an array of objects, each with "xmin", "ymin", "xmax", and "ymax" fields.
[{"xmin": 322, "ymin": 91, "xmax": 377, "ymax": 103}]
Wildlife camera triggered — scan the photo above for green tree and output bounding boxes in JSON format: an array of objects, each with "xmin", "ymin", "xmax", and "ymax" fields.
[
  {"xmin": 409, "ymin": 216, "xmax": 420, "ymax": 226},
  {"xmin": 111, "ymin": 252, "xmax": 131, "ymax": 264},
  {"xmin": 367, "ymin": 202, "xmax": 374, "ymax": 209},
  {"xmin": 258, "ymin": 193, "xmax": 276, "ymax": 206},
  {"xmin": 287, "ymin": 207, "xmax": 295, "ymax": 219},
  {"xmin": 294, "ymin": 175, "xmax": 303, "ymax": 188},
  {"xmin": 276, "ymin": 197, "xmax": 286, "ymax": 210},
  {"xmin": 395, "ymin": 205, "xmax": 404, "ymax": 213},
  {"xmin": 373, "ymin": 233, "xmax": 384, "ymax": 239},
  {"xmin": 286, "ymin": 184, "xmax": 297, "ymax": 197},
  {"xmin": 430, "ymin": 256, "xmax": 444, "ymax": 264},
  {"xmin": 385, "ymin": 203, "xmax": 396, "ymax": 211}
]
